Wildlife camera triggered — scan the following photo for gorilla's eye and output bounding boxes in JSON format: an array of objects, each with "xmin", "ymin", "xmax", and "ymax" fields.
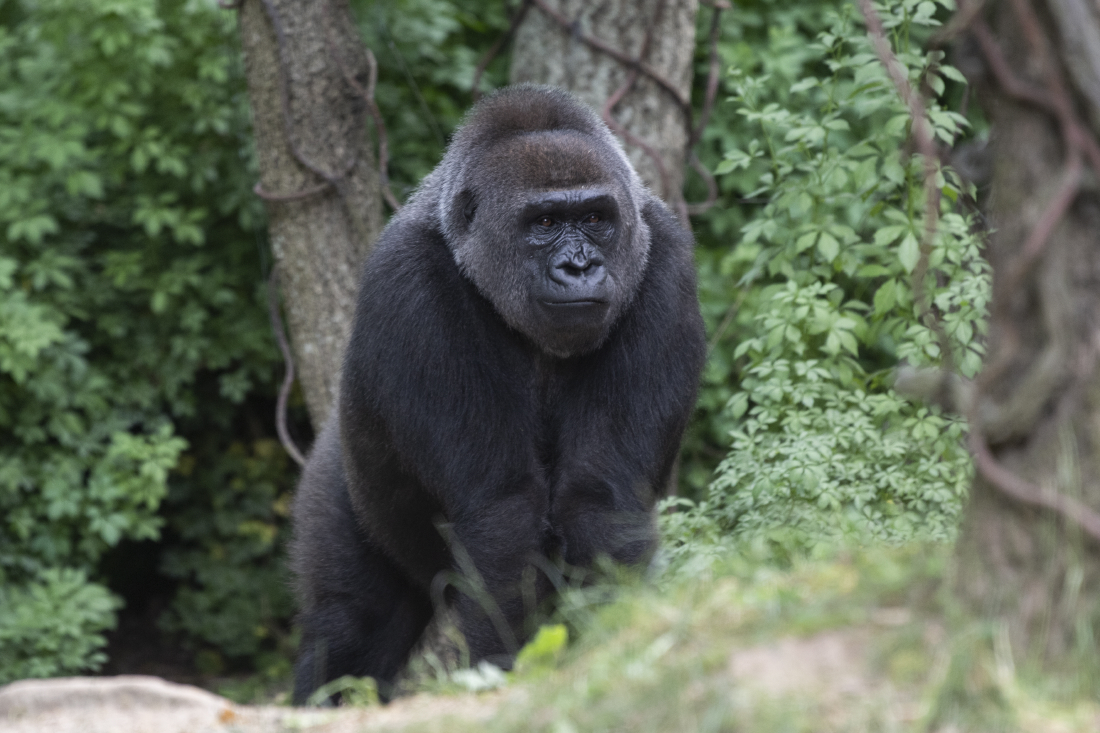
[
  {"xmin": 585, "ymin": 213, "xmax": 601, "ymax": 224},
  {"xmin": 537, "ymin": 216, "xmax": 555, "ymax": 227}
]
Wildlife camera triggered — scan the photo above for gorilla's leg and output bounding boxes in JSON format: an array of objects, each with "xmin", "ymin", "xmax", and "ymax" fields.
[
  {"xmin": 292, "ymin": 544, "xmax": 432, "ymax": 704},
  {"xmin": 290, "ymin": 422, "xmax": 433, "ymax": 704}
]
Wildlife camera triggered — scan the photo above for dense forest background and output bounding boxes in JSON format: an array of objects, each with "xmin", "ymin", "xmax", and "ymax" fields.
[
  {"xmin": 13, "ymin": 2, "xmax": 1087, "ymax": 724},
  {"xmin": 0, "ymin": 0, "xmax": 983, "ymax": 685}
]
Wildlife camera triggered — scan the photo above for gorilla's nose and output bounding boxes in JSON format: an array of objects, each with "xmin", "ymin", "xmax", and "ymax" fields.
[{"xmin": 548, "ymin": 247, "xmax": 607, "ymax": 289}]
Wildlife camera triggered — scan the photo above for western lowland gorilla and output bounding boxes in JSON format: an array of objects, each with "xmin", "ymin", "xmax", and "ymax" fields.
[{"xmin": 290, "ymin": 84, "xmax": 705, "ymax": 703}]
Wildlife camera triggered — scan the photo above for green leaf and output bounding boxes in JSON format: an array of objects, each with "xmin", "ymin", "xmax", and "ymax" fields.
[
  {"xmin": 874, "ymin": 224, "xmax": 907, "ymax": 246},
  {"xmin": 7, "ymin": 215, "xmax": 60, "ymax": 244},
  {"xmin": 873, "ymin": 279, "xmax": 898, "ymax": 316},
  {"xmin": 790, "ymin": 78, "xmax": 819, "ymax": 93},
  {"xmin": 515, "ymin": 624, "xmax": 568, "ymax": 672},
  {"xmin": 796, "ymin": 230, "xmax": 819, "ymax": 253},
  {"xmin": 898, "ymin": 233, "xmax": 920, "ymax": 273},
  {"xmin": 728, "ymin": 392, "xmax": 749, "ymax": 420},
  {"xmin": 817, "ymin": 231, "xmax": 840, "ymax": 261}
]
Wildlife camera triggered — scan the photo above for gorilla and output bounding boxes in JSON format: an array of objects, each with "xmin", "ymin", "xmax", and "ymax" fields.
[{"xmin": 290, "ymin": 84, "xmax": 705, "ymax": 704}]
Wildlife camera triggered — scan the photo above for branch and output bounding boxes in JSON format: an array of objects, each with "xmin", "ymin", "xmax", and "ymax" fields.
[
  {"xmin": 267, "ymin": 270, "xmax": 307, "ymax": 467},
  {"xmin": 969, "ymin": 429, "xmax": 1100, "ymax": 542}
]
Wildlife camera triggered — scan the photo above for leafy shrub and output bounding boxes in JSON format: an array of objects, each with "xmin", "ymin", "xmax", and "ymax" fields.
[
  {"xmin": 671, "ymin": 0, "xmax": 988, "ymax": 547},
  {"xmin": 159, "ymin": 438, "xmax": 295, "ymax": 667},
  {"xmin": 0, "ymin": 0, "xmax": 286, "ymax": 677},
  {"xmin": 0, "ymin": 569, "xmax": 121, "ymax": 683}
]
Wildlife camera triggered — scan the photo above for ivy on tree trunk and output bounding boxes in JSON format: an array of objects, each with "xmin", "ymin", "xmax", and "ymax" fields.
[
  {"xmin": 238, "ymin": 0, "xmax": 384, "ymax": 429},
  {"xmin": 955, "ymin": 0, "xmax": 1100, "ymax": 668}
]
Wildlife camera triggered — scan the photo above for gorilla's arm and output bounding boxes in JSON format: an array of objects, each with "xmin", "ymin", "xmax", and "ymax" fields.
[{"xmin": 339, "ymin": 216, "xmax": 548, "ymax": 659}]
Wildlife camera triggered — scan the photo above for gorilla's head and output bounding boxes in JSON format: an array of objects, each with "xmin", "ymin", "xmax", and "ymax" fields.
[{"xmin": 435, "ymin": 85, "xmax": 651, "ymax": 358}]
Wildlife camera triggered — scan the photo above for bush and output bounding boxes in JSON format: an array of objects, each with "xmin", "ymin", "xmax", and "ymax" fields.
[
  {"xmin": 0, "ymin": 569, "xmax": 121, "ymax": 683},
  {"xmin": 0, "ymin": 0, "xmax": 284, "ymax": 678},
  {"xmin": 673, "ymin": 0, "xmax": 988, "ymax": 547}
]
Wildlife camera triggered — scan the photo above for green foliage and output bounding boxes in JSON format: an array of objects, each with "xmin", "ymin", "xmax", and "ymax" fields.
[
  {"xmin": 675, "ymin": 0, "xmax": 988, "ymax": 545},
  {"xmin": 0, "ymin": 0, "xmax": 288, "ymax": 678},
  {"xmin": 0, "ymin": 569, "xmax": 122, "ymax": 683},
  {"xmin": 159, "ymin": 438, "xmax": 294, "ymax": 664},
  {"xmin": 353, "ymin": 0, "xmax": 513, "ymax": 195}
]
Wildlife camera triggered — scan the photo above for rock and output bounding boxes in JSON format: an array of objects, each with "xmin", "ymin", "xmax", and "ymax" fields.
[
  {"xmin": 0, "ymin": 675, "xmax": 504, "ymax": 733},
  {"xmin": 0, "ymin": 675, "xmax": 331, "ymax": 733},
  {"xmin": 0, "ymin": 675, "xmax": 232, "ymax": 717}
]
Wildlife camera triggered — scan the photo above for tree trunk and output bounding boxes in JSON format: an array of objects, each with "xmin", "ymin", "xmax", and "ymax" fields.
[
  {"xmin": 239, "ymin": 0, "xmax": 383, "ymax": 428},
  {"xmin": 954, "ymin": 0, "xmax": 1100, "ymax": 666},
  {"xmin": 509, "ymin": 0, "xmax": 698, "ymax": 209}
]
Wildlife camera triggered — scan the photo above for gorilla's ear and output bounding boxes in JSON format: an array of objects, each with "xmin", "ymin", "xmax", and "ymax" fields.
[{"xmin": 459, "ymin": 190, "xmax": 478, "ymax": 225}]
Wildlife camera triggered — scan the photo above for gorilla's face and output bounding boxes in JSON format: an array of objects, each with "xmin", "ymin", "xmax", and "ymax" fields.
[
  {"xmin": 521, "ymin": 187, "xmax": 619, "ymax": 355},
  {"xmin": 445, "ymin": 131, "xmax": 650, "ymax": 358}
]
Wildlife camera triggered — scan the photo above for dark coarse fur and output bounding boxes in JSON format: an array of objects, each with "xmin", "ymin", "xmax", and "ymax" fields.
[{"xmin": 289, "ymin": 85, "xmax": 706, "ymax": 704}]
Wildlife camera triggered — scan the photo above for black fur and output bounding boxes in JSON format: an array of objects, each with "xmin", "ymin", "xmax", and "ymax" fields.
[{"xmin": 289, "ymin": 85, "xmax": 705, "ymax": 704}]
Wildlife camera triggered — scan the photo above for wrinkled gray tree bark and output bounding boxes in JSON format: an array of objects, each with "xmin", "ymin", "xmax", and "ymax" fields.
[
  {"xmin": 509, "ymin": 0, "xmax": 698, "ymax": 208},
  {"xmin": 239, "ymin": 0, "xmax": 383, "ymax": 429},
  {"xmin": 954, "ymin": 0, "xmax": 1100, "ymax": 668}
]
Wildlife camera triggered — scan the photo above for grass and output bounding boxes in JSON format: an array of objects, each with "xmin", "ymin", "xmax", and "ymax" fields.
[
  {"xmin": 222, "ymin": 537, "xmax": 1100, "ymax": 731},
  {"xmin": 368, "ymin": 539, "xmax": 1100, "ymax": 733}
]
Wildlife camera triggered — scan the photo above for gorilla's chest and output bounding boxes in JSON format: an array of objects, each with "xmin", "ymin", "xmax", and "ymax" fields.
[{"xmin": 526, "ymin": 354, "xmax": 604, "ymax": 487}]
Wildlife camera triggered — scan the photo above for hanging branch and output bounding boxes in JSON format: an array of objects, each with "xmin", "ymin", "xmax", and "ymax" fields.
[
  {"xmin": 598, "ymin": 0, "xmax": 677, "ymax": 210},
  {"xmin": 526, "ymin": 0, "xmax": 692, "ymax": 111},
  {"xmin": 253, "ymin": 0, "xmax": 357, "ymax": 195},
  {"xmin": 320, "ymin": 2, "xmax": 402, "ymax": 212},
  {"xmin": 856, "ymin": 0, "xmax": 952, "ymax": 375},
  {"xmin": 267, "ymin": 270, "xmax": 307, "ymax": 467},
  {"xmin": 228, "ymin": 0, "xmax": 402, "ymax": 211}
]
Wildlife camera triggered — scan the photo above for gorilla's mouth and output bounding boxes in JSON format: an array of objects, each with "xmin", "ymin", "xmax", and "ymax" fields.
[
  {"xmin": 541, "ymin": 299, "xmax": 608, "ymax": 307},
  {"xmin": 538, "ymin": 299, "xmax": 612, "ymax": 335}
]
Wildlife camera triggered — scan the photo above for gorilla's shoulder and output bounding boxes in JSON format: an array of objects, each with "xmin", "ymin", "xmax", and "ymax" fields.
[
  {"xmin": 359, "ymin": 215, "xmax": 464, "ymax": 303},
  {"xmin": 640, "ymin": 195, "xmax": 694, "ymax": 260},
  {"xmin": 369, "ymin": 215, "xmax": 448, "ymax": 270},
  {"xmin": 350, "ymin": 212, "xmax": 498, "ymax": 357}
]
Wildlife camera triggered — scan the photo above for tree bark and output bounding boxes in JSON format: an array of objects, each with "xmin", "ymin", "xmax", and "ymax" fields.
[
  {"xmin": 509, "ymin": 0, "xmax": 698, "ymax": 209},
  {"xmin": 239, "ymin": 0, "xmax": 383, "ymax": 428},
  {"xmin": 954, "ymin": 0, "xmax": 1100, "ymax": 665}
]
